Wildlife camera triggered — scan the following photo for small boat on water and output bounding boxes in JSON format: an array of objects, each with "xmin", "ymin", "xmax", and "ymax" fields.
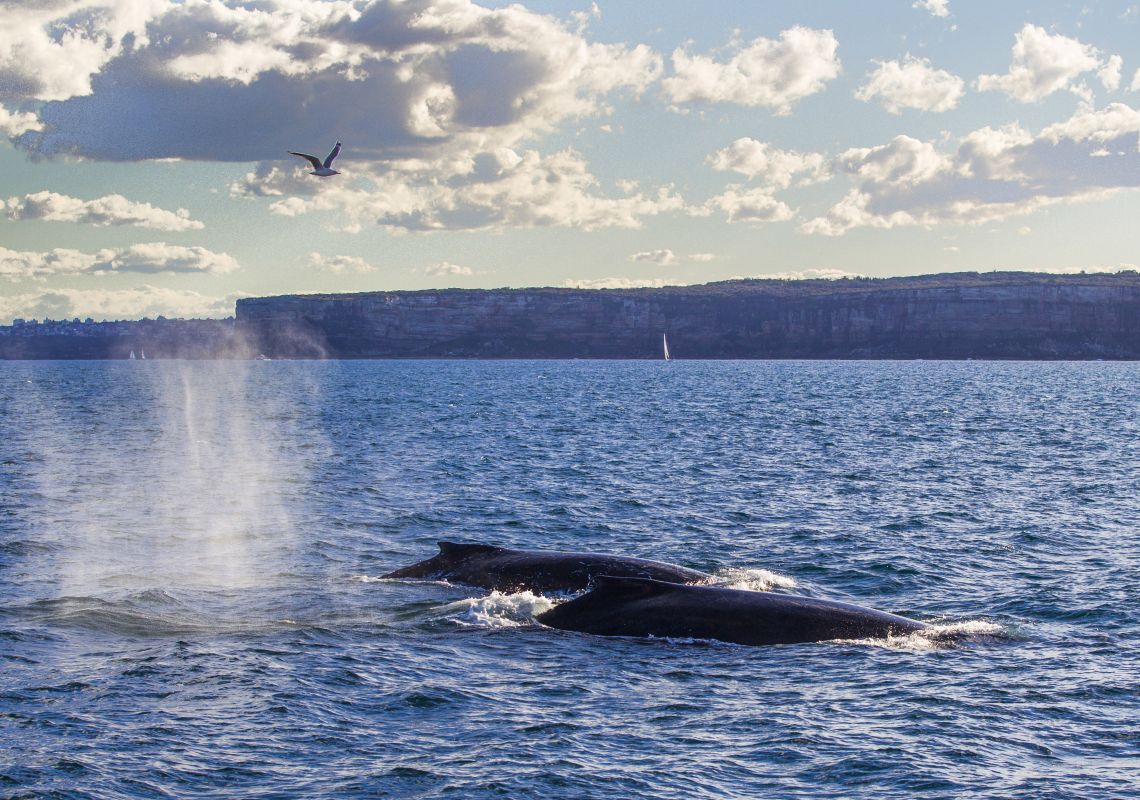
[
  {"xmin": 129, "ymin": 350, "xmax": 136, "ymax": 360},
  {"xmin": 663, "ymin": 333, "xmax": 671, "ymax": 361}
]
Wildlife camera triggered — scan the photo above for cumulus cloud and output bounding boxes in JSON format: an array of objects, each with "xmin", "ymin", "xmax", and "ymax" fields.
[
  {"xmin": 702, "ymin": 185, "xmax": 796, "ymax": 224},
  {"xmin": 0, "ymin": 105, "xmax": 40, "ymax": 136},
  {"xmin": 663, "ymin": 27, "xmax": 840, "ymax": 114},
  {"xmin": 630, "ymin": 249, "xmax": 676, "ymax": 265},
  {"xmin": 1, "ymin": 243, "xmax": 240, "ymax": 280},
  {"xmin": 423, "ymin": 261, "xmax": 473, "ymax": 277},
  {"xmin": 0, "ymin": 0, "xmax": 163, "ymax": 104},
  {"xmin": 755, "ymin": 268, "xmax": 863, "ymax": 280},
  {"xmin": 4, "ymin": 191, "xmax": 204, "ymax": 231},
  {"xmin": 976, "ymin": 24, "xmax": 1101, "ymax": 102},
  {"xmin": 1132, "ymin": 69, "xmax": 1140, "ymax": 92},
  {"xmin": 913, "ymin": 0, "xmax": 950, "ymax": 18},
  {"xmin": 706, "ymin": 138, "xmax": 828, "ymax": 189},
  {"xmin": 308, "ymin": 252, "xmax": 376, "ymax": 274},
  {"xmin": 802, "ymin": 102, "xmax": 1140, "ymax": 236},
  {"xmin": 13, "ymin": 0, "xmax": 662, "ymax": 163},
  {"xmin": 0, "ymin": 286, "xmax": 239, "ymax": 324},
  {"xmin": 236, "ymin": 147, "xmax": 683, "ymax": 232},
  {"xmin": 836, "ymin": 135, "xmax": 952, "ymax": 186},
  {"xmin": 2, "ymin": 2, "xmax": 681, "ymax": 235},
  {"xmin": 562, "ymin": 277, "xmax": 677, "ymax": 289},
  {"xmin": 1099, "ymin": 55, "xmax": 1124, "ymax": 92},
  {"xmin": 855, "ymin": 55, "xmax": 965, "ymax": 114}
]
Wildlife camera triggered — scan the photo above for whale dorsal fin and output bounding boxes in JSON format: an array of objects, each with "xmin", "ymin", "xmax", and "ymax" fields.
[
  {"xmin": 437, "ymin": 541, "xmax": 503, "ymax": 559},
  {"xmin": 590, "ymin": 575, "xmax": 677, "ymax": 598}
]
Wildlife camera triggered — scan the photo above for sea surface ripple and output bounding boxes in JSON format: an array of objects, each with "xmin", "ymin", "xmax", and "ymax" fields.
[{"xmin": 1, "ymin": 360, "xmax": 1137, "ymax": 799}]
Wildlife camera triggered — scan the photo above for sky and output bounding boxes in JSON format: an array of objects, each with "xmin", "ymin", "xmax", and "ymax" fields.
[{"xmin": 1, "ymin": 0, "xmax": 1139, "ymax": 322}]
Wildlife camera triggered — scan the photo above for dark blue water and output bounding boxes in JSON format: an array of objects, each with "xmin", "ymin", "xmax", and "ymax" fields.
[{"xmin": 2, "ymin": 361, "xmax": 1137, "ymax": 799}]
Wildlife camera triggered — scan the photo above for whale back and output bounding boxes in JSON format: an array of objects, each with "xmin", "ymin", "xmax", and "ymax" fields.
[
  {"xmin": 537, "ymin": 577, "xmax": 927, "ymax": 646},
  {"xmin": 588, "ymin": 574, "xmax": 679, "ymax": 598},
  {"xmin": 437, "ymin": 541, "xmax": 503, "ymax": 560},
  {"xmin": 382, "ymin": 541, "xmax": 508, "ymax": 579}
]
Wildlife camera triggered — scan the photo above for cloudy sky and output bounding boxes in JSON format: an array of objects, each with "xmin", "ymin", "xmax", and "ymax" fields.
[{"xmin": 2, "ymin": 0, "xmax": 1139, "ymax": 322}]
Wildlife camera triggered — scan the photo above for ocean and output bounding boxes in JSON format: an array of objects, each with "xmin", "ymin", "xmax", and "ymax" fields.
[{"xmin": 1, "ymin": 360, "xmax": 1137, "ymax": 799}]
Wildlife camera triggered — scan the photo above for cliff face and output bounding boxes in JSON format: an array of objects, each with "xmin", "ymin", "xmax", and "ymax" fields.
[{"xmin": 236, "ymin": 272, "xmax": 1140, "ymax": 359}]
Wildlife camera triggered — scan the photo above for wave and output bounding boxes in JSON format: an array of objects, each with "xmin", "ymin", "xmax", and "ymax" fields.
[
  {"xmin": 708, "ymin": 567, "xmax": 798, "ymax": 592},
  {"xmin": 438, "ymin": 590, "xmax": 557, "ymax": 629}
]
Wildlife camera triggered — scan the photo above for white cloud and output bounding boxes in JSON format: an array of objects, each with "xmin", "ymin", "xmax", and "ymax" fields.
[
  {"xmin": 17, "ymin": 0, "xmax": 662, "ymax": 165},
  {"xmin": 855, "ymin": 55, "xmax": 965, "ymax": 114},
  {"xmin": 238, "ymin": 147, "xmax": 684, "ymax": 233},
  {"xmin": 706, "ymin": 138, "xmax": 828, "ymax": 189},
  {"xmin": 5, "ymin": 2, "xmax": 678, "ymax": 236},
  {"xmin": 1099, "ymin": 55, "xmax": 1123, "ymax": 92},
  {"xmin": 702, "ymin": 185, "xmax": 796, "ymax": 224},
  {"xmin": 1040, "ymin": 102, "xmax": 1140, "ymax": 142},
  {"xmin": 976, "ymin": 24, "xmax": 1101, "ymax": 102},
  {"xmin": 913, "ymin": 0, "xmax": 950, "ymax": 18},
  {"xmin": 630, "ymin": 249, "xmax": 677, "ymax": 266},
  {"xmin": 308, "ymin": 252, "xmax": 376, "ymax": 274},
  {"xmin": 663, "ymin": 27, "xmax": 840, "ymax": 114},
  {"xmin": 0, "ymin": 0, "xmax": 164, "ymax": 104},
  {"xmin": 755, "ymin": 268, "xmax": 863, "ymax": 280},
  {"xmin": 0, "ymin": 247, "xmax": 97, "ymax": 280},
  {"xmin": 4, "ymin": 191, "xmax": 204, "ymax": 231},
  {"xmin": 0, "ymin": 286, "xmax": 239, "ymax": 324},
  {"xmin": 802, "ymin": 102, "xmax": 1140, "ymax": 236},
  {"xmin": 0, "ymin": 104, "xmax": 40, "ymax": 136},
  {"xmin": 1132, "ymin": 69, "xmax": 1140, "ymax": 92},
  {"xmin": 956, "ymin": 124, "xmax": 1034, "ymax": 180},
  {"xmin": 1, "ymin": 243, "xmax": 239, "ymax": 280},
  {"xmin": 837, "ymin": 135, "xmax": 952, "ymax": 186},
  {"xmin": 424, "ymin": 261, "xmax": 473, "ymax": 277},
  {"xmin": 689, "ymin": 253, "xmax": 716, "ymax": 262},
  {"xmin": 562, "ymin": 277, "xmax": 677, "ymax": 289},
  {"xmin": 101, "ymin": 243, "xmax": 240, "ymax": 275}
]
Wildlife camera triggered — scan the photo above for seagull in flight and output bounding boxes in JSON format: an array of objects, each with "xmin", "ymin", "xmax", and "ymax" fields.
[{"xmin": 289, "ymin": 141, "xmax": 342, "ymax": 176}]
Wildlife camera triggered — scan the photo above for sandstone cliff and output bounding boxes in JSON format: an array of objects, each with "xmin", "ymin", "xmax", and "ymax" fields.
[{"xmin": 233, "ymin": 272, "xmax": 1140, "ymax": 359}]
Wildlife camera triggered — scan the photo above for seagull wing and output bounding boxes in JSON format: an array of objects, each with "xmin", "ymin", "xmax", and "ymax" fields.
[
  {"xmin": 289, "ymin": 151, "xmax": 323, "ymax": 170},
  {"xmin": 323, "ymin": 141, "xmax": 342, "ymax": 168}
]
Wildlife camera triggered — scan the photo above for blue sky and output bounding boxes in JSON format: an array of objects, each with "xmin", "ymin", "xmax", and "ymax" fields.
[{"xmin": 2, "ymin": 0, "xmax": 1139, "ymax": 322}]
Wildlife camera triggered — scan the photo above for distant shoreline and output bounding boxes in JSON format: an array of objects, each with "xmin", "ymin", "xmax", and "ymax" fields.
[{"xmin": 4, "ymin": 271, "xmax": 1139, "ymax": 360}]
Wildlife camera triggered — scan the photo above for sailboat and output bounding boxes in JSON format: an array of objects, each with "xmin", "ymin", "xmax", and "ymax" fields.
[
  {"xmin": 663, "ymin": 333, "xmax": 671, "ymax": 361},
  {"xmin": 129, "ymin": 350, "xmax": 136, "ymax": 360}
]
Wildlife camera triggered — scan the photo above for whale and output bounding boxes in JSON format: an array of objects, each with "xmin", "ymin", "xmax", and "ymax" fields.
[
  {"xmin": 382, "ymin": 542, "xmax": 710, "ymax": 594},
  {"xmin": 536, "ymin": 575, "xmax": 927, "ymax": 646}
]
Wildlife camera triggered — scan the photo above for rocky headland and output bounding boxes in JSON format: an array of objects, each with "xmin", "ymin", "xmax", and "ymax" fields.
[
  {"xmin": 4, "ymin": 272, "xmax": 1138, "ymax": 359},
  {"xmin": 234, "ymin": 272, "xmax": 1140, "ymax": 360}
]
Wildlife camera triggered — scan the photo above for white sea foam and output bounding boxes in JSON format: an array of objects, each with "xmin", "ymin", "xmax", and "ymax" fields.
[
  {"xmin": 442, "ymin": 590, "xmax": 557, "ymax": 629},
  {"xmin": 710, "ymin": 567, "xmax": 798, "ymax": 592},
  {"xmin": 838, "ymin": 619, "xmax": 1008, "ymax": 651}
]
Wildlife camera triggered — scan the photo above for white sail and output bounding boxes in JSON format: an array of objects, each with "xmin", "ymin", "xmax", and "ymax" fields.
[
  {"xmin": 129, "ymin": 350, "xmax": 136, "ymax": 360},
  {"xmin": 663, "ymin": 333, "xmax": 671, "ymax": 361}
]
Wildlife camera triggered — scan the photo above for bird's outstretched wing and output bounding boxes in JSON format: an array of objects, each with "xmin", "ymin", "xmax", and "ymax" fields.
[
  {"xmin": 323, "ymin": 141, "xmax": 342, "ymax": 168},
  {"xmin": 289, "ymin": 151, "xmax": 323, "ymax": 170}
]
